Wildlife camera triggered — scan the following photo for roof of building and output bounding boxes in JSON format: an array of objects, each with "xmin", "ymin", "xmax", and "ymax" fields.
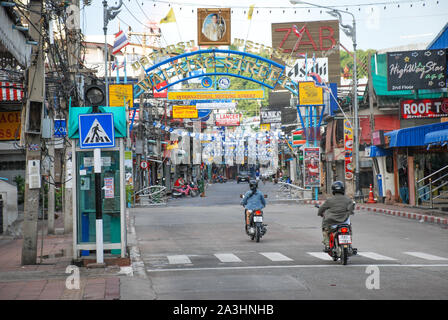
[{"xmin": 427, "ymin": 22, "xmax": 448, "ymax": 50}]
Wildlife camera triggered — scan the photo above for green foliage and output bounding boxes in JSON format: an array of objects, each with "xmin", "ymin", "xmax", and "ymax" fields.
[
  {"xmin": 340, "ymin": 49, "xmax": 376, "ymax": 79},
  {"xmin": 13, "ymin": 175, "xmax": 25, "ymax": 205}
]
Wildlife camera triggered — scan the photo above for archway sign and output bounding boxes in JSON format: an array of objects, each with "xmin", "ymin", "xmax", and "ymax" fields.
[{"xmin": 131, "ymin": 38, "xmax": 325, "ymax": 144}]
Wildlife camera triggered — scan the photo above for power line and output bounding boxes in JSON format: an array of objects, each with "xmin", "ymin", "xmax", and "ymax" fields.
[{"xmin": 144, "ymin": 0, "xmax": 430, "ymax": 10}]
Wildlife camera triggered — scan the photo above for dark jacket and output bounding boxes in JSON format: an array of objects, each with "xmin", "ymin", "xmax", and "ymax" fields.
[{"xmin": 318, "ymin": 194, "xmax": 354, "ymax": 229}]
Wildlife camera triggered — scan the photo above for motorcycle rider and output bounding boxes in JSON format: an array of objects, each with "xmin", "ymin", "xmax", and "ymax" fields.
[
  {"xmin": 317, "ymin": 181, "xmax": 355, "ymax": 253},
  {"xmin": 241, "ymin": 180, "xmax": 266, "ymax": 232}
]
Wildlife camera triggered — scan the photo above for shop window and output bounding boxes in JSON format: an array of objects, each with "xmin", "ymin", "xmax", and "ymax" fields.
[
  {"xmin": 335, "ymin": 119, "xmax": 344, "ymax": 147},
  {"xmin": 360, "ymin": 171, "xmax": 374, "ymax": 189},
  {"xmin": 386, "ymin": 155, "xmax": 394, "ymax": 174}
]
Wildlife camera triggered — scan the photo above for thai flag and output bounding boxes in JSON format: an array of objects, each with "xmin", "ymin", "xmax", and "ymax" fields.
[
  {"xmin": 308, "ymin": 72, "xmax": 330, "ymax": 91},
  {"xmin": 292, "ymin": 24, "xmax": 306, "ymax": 38},
  {"xmin": 111, "ymin": 59, "xmax": 117, "ymax": 71},
  {"xmin": 112, "ymin": 30, "xmax": 129, "ymax": 55}
]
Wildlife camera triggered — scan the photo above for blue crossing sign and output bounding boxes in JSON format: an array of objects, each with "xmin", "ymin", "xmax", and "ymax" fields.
[{"xmin": 79, "ymin": 113, "xmax": 115, "ymax": 149}]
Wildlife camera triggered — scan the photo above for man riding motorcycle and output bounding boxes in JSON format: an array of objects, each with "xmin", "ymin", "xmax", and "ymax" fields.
[
  {"xmin": 317, "ymin": 181, "xmax": 355, "ymax": 253},
  {"xmin": 241, "ymin": 180, "xmax": 266, "ymax": 231}
]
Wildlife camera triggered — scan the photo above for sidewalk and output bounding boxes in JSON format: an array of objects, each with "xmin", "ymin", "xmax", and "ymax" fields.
[
  {"xmin": 0, "ymin": 215, "xmax": 121, "ymax": 300},
  {"xmin": 305, "ymin": 197, "xmax": 448, "ymax": 227}
]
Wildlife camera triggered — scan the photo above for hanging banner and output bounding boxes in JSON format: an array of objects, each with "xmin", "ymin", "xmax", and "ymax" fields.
[
  {"xmin": 260, "ymin": 123, "xmax": 271, "ymax": 131},
  {"xmin": 304, "ymin": 147, "xmax": 320, "ymax": 187},
  {"xmin": 215, "ymin": 113, "xmax": 241, "ymax": 126},
  {"xmin": 196, "ymin": 101, "xmax": 236, "ymax": 110},
  {"xmin": 168, "ymin": 90, "xmax": 264, "ymax": 101},
  {"xmin": 344, "ymin": 119, "xmax": 354, "ymax": 180},
  {"xmin": 298, "ymin": 81, "xmax": 323, "ymax": 105}
]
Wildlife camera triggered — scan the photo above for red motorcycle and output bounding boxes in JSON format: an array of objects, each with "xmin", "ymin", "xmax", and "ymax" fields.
[{"xmin": 172, "ymin": 182, "xmax": 199, "ymax": 198}]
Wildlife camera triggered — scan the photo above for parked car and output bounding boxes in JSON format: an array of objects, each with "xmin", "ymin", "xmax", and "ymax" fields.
[{"xmin": 237, "ymin": 171, "xmax": 250, "ymax": 183}]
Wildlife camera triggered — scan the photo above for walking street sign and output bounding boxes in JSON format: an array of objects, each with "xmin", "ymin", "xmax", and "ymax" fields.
[{"xmin": 78, "ymin": 113, "xmax": 115, "ymax": 149}]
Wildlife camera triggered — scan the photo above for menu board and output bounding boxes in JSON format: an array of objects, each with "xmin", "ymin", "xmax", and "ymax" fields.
[{"xmin": 387, "ymin": 49, "xmax": 446, "ymax": 91}]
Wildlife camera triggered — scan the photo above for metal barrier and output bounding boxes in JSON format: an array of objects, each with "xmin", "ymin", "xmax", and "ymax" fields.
[
  {"xmin": 133, "ymin": 185, "xmax": 168, "ymax": 207},
  {"xmin": 275, "ymin": 182, "xmax": 312, "ymax": 201}
]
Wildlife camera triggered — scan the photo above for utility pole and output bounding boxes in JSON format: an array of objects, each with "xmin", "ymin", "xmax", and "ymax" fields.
[
  {"xmin": 21, "ymin": 0, "xmax": 45, "ymax": 265},
  {"xmin": 63, "ymin": 0, "xmax": 82, "ymax": 234}
]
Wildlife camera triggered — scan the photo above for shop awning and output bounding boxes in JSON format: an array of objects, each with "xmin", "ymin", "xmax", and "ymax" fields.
[
  {"xmin": 385, "ymin": 121, "xmax": 448, "ymax": 147},
  {"xmin": 424, "ymin": 129, "xmax": 448, "ymax": 145},
  {"xmin": 368, "ymin": 146, "xmax": 392, "ymax": 157},
  {"xmin": 0, "ymin": 82, "xmax": 24, "ymax": 102}
]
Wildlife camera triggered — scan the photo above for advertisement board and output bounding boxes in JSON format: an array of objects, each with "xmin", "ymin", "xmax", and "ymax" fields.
[
  {"xmin": 344, "ymin": 119, "xmax": 354, "ymax": 180},
  {"xmin": 109, "ymin": 84, "xmax": 133, "ymax": 108},
  {"xmin": 172, "ymin": 105, "xmax": 198, "ymax": 119},
  {"xmin": 0, "ymin": 111, "xmax": 21, "ymax": 140},
  {"xmin": 287, "ymin": 57, "xmax": 329, "ymax": 83},
  {"xmin": 271, "ymin": 20, "xmax": 340, "ymax": 85},
  {"xmin": 400, "ymin": 98, "xmax": 448, "ymax": 119},
  {"xmin": 153, "ymin": 81, "xmax": 168, "ymax": 98},
  {"xmin": 387, "ymin": 49, "xmax": 446, "ymax": 91},
  {"xmin": 304, "ymin": 147, "xmax": 320, "ymax": 187},
  {"xmin": 260, "ymin": 110, "xmax": 282, "ymax": 124},
  {"xmin": 298, "ymin": 81, "xmax": 323, "ymax": 105},
  {"xmin": 215, "ymin": 113, "xmax": 241, "ymax": 126}
]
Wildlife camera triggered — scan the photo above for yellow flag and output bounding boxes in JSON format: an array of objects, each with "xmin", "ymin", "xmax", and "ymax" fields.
[
  {"xmin": 160, "ymin": 8, "xmax": 176, "ymax": 24},
  {"xmin": 247, "ymin": 5, "xmax": 255, "ymax": 20}
]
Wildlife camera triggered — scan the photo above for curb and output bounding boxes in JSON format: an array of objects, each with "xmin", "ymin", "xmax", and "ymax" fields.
[{"xmin": 303, "ymin": 200, "xmax": 448, "ymax": 226}]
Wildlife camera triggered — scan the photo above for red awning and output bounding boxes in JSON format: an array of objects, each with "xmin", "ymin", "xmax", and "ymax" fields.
[{"xmin": 0, "ymin": 82, "xmax": 24, "ymax": 102}]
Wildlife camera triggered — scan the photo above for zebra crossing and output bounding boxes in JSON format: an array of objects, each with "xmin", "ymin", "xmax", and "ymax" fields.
[{"xmin": 145, "ymin": 251, "xmax": 448, "ymax": 268}]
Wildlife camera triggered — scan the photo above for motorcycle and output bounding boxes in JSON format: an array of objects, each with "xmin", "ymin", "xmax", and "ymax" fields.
[
  {"xmin": 315, "ymin": 204, "xmax": 357, "ymax": 265},
  {"xmin": 240, "ymin": 194, "xmax": 268, "ymax": 242},
  {"xmin": 172, "ymin": 182, "xmax": 200, "ymax": 198}
]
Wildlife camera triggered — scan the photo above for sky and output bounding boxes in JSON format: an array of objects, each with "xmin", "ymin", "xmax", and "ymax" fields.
[{"xmin": 80, "ymin": 0, "xmax": 448, "ymax": 51}]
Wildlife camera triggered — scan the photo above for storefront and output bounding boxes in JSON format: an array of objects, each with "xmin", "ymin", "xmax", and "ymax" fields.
[{"xmin": 382, "ymin": 122, "xmax": 448, "ymax": 206}]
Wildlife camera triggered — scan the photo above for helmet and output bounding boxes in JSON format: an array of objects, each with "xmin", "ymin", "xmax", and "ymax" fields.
[
  {"xmin": 249, "ymin": 179, "xmax": 258, "ymax": 191},
  {"xmin": 331, "ymin": 181, "xmax": 345, "ymax": 195}
]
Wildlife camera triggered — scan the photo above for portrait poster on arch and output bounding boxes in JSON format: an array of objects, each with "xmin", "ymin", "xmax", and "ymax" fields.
[
  {"xmin": 303, "ymin": 147, "xmax": 320, "ymax": 188},
  {"xmin": 197, "ymin": 8, "xmax": 231, "ymax": 46}
]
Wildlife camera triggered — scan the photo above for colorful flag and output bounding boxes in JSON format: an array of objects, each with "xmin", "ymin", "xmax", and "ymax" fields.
[
  {"xmin": 160, "ymin": 8, "xmax": 176, "ymax": 24},
  {"xmin": 111, "ymin": 58, "xmax": 117, "ymax": 71},
  {"xmin": 308, "ymin": 72, "xmax": 330, "ymax": 92},
  {"xmin": 112, "ymin": 30, "xmax": 129, "ymax": 55},
  {"xmin": 292, "ymin": 24, "xmax": 306, "ymax": 38},
  {"xmin": 247, "ymin": 4, "xmax": 255, "ymax": 20}
]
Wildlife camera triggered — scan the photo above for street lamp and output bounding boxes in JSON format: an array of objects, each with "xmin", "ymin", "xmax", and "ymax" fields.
[
  {"xmin": 289, "ymin": 0, "xmax": 362, "ymax": 201},
  {"xmin": 103, "ymin": 0, "xmax": 123, "ymax": 106}
]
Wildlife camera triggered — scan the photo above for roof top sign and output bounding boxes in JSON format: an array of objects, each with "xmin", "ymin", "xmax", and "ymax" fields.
[{"xmin": 79, "ymin": 113, "xmax": 115, "ymax": 149}]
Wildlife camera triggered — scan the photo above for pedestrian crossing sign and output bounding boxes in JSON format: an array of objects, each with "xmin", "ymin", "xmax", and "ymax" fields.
[{"xmin": 79, "ymin": 113, "xmax": 115, "ymax": 149}]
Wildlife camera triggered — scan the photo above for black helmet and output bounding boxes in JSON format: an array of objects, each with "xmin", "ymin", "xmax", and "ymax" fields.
[
  {"xmin": 331, "ymin": 181, "xmax": 345, "ymax": 195},
  {"xmin": 249, "ymin": 179, "xmax": 258, "ymax": 191}
]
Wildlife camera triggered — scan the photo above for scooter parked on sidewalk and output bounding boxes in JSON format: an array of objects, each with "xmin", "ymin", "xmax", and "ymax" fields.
[
  {"xmin": 172, "ymin": 182, "xmax": 200, "ymax": 198},
  {"xmin": 315, "ymin": 204, "xmax": 357, "ymax": 265}
]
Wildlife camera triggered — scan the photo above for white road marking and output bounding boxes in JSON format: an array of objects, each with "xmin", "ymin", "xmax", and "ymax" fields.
[
  {"xmin": 403, "ymin": 252, "xmax": 448, "ymax": 261},
  {"xmin": 357, "ymin": 252, "xmax": 397, "ymax": 261},
  {"xmin": 167, "ymin": 255, "xmax": 192, "ymax": 264},
  {"xmin": 307, "ymin": 252, "xmax": 334, "ymax": 261},
  {"xmin": 147, "ymin": 264, "xmax": 448, "ymax": 273},
  {"xmin": 214, "ymin": 253, "xmax": 242, "ymax": 263},
  {"xmin": 260, "ymin": 252, "xmax": 294, "ymax": 262}
]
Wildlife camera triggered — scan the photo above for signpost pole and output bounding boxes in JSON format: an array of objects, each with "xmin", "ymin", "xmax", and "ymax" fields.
[{"xmin": 94, "ymin": 147, "xmax": 103, "ymax": 264}]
